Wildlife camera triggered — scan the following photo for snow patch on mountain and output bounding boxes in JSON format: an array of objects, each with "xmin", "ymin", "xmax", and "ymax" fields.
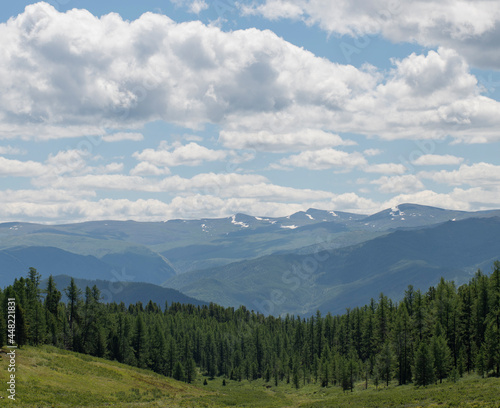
[{"xmin": 231, "ymin": 215, "xmax": 249, "ymax": 228}]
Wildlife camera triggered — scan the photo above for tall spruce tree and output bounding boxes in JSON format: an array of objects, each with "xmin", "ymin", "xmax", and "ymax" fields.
[
  {"xmin": 393, "ymin": 303, "xmax": 412, "ymax": 385},
  {"xmin": 431, "ymin": 325, "xmax": 451, "ymax": 383},
  {"xmin": 414, "ymin": 342, "xmax": 435, "ymax": 386},
  {"xmin": 376, "ymin": 340, "xmax": 394, "ymax": 387}
]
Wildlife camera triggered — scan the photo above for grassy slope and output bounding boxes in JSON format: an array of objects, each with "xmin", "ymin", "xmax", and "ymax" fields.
[
  {"xmin": 0, "ymin": 345, "xmax": 208, "ymax": 407},
  {"xmin": 1, "ymin": 346, "xmax": 499, "ymax": 407}
]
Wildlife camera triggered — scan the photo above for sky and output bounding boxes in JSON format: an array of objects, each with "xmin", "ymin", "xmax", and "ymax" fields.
[{"xmin": 1, "ymin": 0, "xmax": 500, "ymax": 223}]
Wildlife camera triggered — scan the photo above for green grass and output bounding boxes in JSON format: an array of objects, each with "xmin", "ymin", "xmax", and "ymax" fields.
[
  {"xmin": 185, "ymin": 375, "xmax": 500, "ymax": 408},
  {"xmin": 0, "ymin": 345, "xmax": 208, "ymax": 407},
  {"xmin": 1, "ymin": 346, "xmax": 500, "ymax": 407}
]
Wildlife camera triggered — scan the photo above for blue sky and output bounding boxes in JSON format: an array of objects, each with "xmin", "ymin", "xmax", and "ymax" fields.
[{"xmin": 1, "ymin": 0, "xmax": 500, "ymax": 223}]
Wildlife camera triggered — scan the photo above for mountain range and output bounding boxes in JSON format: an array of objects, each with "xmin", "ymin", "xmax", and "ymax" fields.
[{"xmin": 2, "ymin": 203, "xmax": 500, "ymax": 315}]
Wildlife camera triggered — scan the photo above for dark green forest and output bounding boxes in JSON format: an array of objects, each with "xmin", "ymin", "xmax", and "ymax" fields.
[{"xmin": 1, "ymin": 262, "xmax": 500, "ymax": 391}]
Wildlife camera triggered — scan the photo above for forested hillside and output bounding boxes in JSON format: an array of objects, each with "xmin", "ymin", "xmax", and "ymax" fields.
[{"xmin": 1, "ymin": 263, "xmax": 499, "ymax": 391}]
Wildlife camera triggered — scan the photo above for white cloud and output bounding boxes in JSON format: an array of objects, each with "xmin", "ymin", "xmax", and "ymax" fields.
[
  {"xmin": 279, "ymin": 148, "xmax": 367, "ymax": 170},
  {"xmin": 4, "ymin": 183, "xmax": 500, "ymax": 223},
  {"xmin": 420, "ymin": 162, "xmax": 500, "ymax": 187},
  {"xmin": 412, "ymin": 154, "xmax": 464, "ymax": 166},
  {"xmin": 34, "ymin": 172, "xmax": 268, "ymax": 194},
  {"xmin": 317, "ymin": 193, "xmax": 378, "ymax": 214},
  {"xmin": 170, "ymin": 0, "xmax": 209, "ymax": 14},
  {"xmin": 0, "ymin": 148, "xmax": 127, "ymax": 181},
  {"xmin": 371, "ymin": 174, "xmax": 425, "ymax": 193},
  {"xmin": 31, "ymin": 168, "xmax": 347, "ymax": 204},
  {"xmin": 99, "ymin": 162, "xmax": 124, "ymax": 174},
  {"xmin": 0, "ymin": 145, "xmax": 26, "ymax": 155},
  {"xmin": 1, "ymin": 4, "xmax": 498, "ymax": 143},
  {"xmin": 383, "ymin": 185, "xmax": 500, "ymax": 212},
  {"xmin": 130, "ymin": 162, "xmax": 171, "ymax": 176},
  {"xmin": 383, "ymin": 190, "xmax": 470, "ymax": 211},
  {"xmin": 46, "ymin": 149, "xmax": 90, "ymax": 176},
  {"xmin": 363, "ymin": 148, "xmax": 383, "ymax": 157},
  {"xmin": 0, "ymin": 184, "xmax": 383, "ymax": 222},
  {"xmin": 219, "ymin": 129, "xmax": 356, "ymax": 152},
  {"xmin": 363, "ymin": 163, "xmax": 407, "ymax": 175},
  {"xmin": 0, "ymin": 157, "xmax": 47, "ymax": 177},
  {"xmin": 243, "ymin": 0, "xmax": 500, "ymax": 69},
  {"xmin": 243, "ymin": 0, "xmax": 304, "ymax": 20},
  {"xmin": 223, "ymin": 183, "xmax": 335, "ymax": 202},
  {"xmin": 0, "ymin": 188, "xmax": 95, "ymax": 203},
  {"xmin": 182, "ymin": 134, "xmax": 203, "ymax": 142},
  {"xmin": 102, "ymin": 132, "xmax": 144, "ymax": 142},
  {"xmin": 133, "ymin": 142, "xmax": 228, "ymax": 167},
  {"xmin": 450, "ymin": 186, "xmax": 500, "ymax": 209}
]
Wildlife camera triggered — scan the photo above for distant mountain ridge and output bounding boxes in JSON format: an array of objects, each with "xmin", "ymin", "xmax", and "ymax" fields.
[
  {"xmin": 164, "ymin": 216, "xmax": 500, "ymax": 316},
  {"xmin": 2, "ymin": 203, "xmax": 500, "ymax": 316}
]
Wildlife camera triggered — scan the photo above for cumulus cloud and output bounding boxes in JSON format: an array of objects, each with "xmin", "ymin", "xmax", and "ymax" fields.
[
  {"xmin": 0, "ymin": 186, "xmax": 375, "ymax": 222},
  {"xmin": 363, "ymin": 163, "xmax": 407, "ymax": 175},
  {"xmin": 36, "ymin": 171, "xmax": 340, "ymax": 203},
  {"xmin": 1, "ymin": 4, "xmax": 498, "ymax": 143},
  {"xmin": 133, "ymin": 141, "xmax": 228, "ymax": 167},
  {"xmin": 45, "ymin": 149, "xmax": 90, "ymax": 176},
  {"xmin": 363, "ymin": 148, "xmax": 383, "ymax": 157},
  {"xmin": 170, "ymin": 0, "xmax": 209, "ymax": 14},
  {"xmin": 0, "ymin": 188, "xmax": 95, "ymax": 203},
  {"xmin": 420, "ymin": 162, "xmax": 500, "ymax": 187},
  {"xmin": 383, "ymin": 185, "xmax": 500, "ymax": 212},
  {"xmin": 219, "ymin": 129, "xmax": 356, "ymax": 152},
  {"xmin": 243, "ymin": 0, "xmax": 500, "ymax": 69},
  {"xmin": 0, "ymin": 157, "xmax": 48, "ymax": 177},
  {"xmin": 0, "ymin": 145, "xmax": 26, "ymax": 155},
  {"xmin": 412, "ymin": 154, "xmax": 464, "ymax": 166},
  {"xmin": 371, "ymin": 174, "xmax": 425, "ymax": 193},
  {"xmin": 383, "ymin": 190, "xmax": 470, "ymax": 211},
  {"xmin": 102, "ymin": 132, "xmax": 144, "ymax": 142},
  {"xmin": 130, "ymin": 162, "xmax": 171, "ymax": 176},
  {"xmin": 278, "ymin": 148, "xmax": 367, "ymax": 170},
  {"xmin": 0, "ymin": 149, "xmax": 130, "ymax": 182}
]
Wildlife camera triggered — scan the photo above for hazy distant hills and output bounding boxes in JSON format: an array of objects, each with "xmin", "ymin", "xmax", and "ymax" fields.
[
  {"xmin": 2, "ymin": 203, "xmax": 500, "ymax": 316},
  {"xmin": 165, "ymin": 216, "xmax": 500, "ymax": 315},
  {"xmin": 0, "ymin": 244, "xmax": 177, "ymax": 286},
  {"xmin": 49, "ymin": 275, "xmax": 208, "ymax": 308}
]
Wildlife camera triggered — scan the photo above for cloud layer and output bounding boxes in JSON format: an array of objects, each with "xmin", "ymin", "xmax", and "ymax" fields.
[
  {"xmin": 0, "ymin": 3, "xmax": 499, "ymax": 223},
  {"xmin": 1, "ymin": 3, "xmax": 499, "ymax": 144},
  {"xmin": 243, "ymin": 0, "xmax": 500, "ymax": 69}
]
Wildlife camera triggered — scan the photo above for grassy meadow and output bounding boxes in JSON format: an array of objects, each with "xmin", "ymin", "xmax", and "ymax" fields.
[{"xmin": 1, "ymin": 345, "xmax": 499, "ymax": 407}]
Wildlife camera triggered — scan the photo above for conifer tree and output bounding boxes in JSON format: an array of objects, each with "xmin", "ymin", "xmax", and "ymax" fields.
[
  {"xmin": 173, "ymin": 361, "xmax": 185, "ymax": 381},
  {"xmin": 431, "ymin": 325, "xmax": 451, "ymax": 383},
  {"xmin": 26, "ymin": 267, "xmax": 45, "ymax": 345},
  {"xmin": 414, "ymin": 342, "xmax": 435, "ymax": 386},
  {"xmin": 133, "ymin": 314, "xmax": 148, "ymax": 368},
  {"xmin": 393, "ymin": 303, "xmax": 412, "ymax": 385},
  {"xmin": 375, "ymin": 341, "xmax": 394, "ymax": 387}
]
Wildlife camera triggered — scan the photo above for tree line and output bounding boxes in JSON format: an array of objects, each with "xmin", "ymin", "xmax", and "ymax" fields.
[{"xmin": 1, "ymin": 262, "xmax": 499, "ymax": 390}]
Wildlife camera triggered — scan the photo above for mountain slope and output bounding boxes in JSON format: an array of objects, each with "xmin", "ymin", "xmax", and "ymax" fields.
[
  {"xmin": 2, "ymin": 203, "xmax": 500, "ymax": 288},
  {"xmin": 165, "ymin": 216, "xmax": 500, "ymax": 315},
  {"xmin": 0, "ymin": 245, "xmax": 176, "ymax": 287},
  {"xmin": 49, "ymin": 275, "xmax": 208, "ymax": 308}
]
